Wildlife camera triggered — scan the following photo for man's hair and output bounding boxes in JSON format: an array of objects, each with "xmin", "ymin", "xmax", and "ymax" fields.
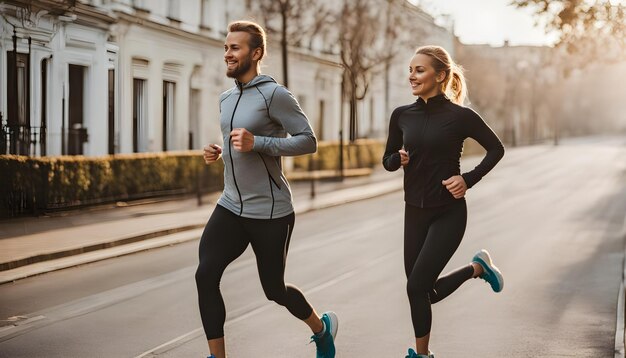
[{"xmin": 228, "ymin": 21, "xmax": 267, "ymax": 60}]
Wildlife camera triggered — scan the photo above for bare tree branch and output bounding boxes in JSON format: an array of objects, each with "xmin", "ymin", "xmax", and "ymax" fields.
[
  {"xmin": 256, "ymin": 0, "xmax": 335, "ymax": 87},
  {"xmin": 512, "ymin": 0, "xmax": 626, "ymax": 58}
]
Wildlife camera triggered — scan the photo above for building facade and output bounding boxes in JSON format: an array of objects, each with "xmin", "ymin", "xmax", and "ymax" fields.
[
  {"xmin": 1, "ymin": 0, "xmax": 116, "ymax": 156},
  {"xmin": 1, "ymin": 0, "xmax": 452, "ymax": 157}
]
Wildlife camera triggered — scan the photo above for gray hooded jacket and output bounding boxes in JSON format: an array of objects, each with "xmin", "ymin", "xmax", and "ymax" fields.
[{"xmin": 217, "ymin": 75, "xmax": 317, "ymax": 219}]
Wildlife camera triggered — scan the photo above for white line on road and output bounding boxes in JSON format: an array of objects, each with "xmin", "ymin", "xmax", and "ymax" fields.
[
  {"xmin": 615, "ymin": 281, "xmax": 624, "ymax": 358},
  {"xmin": 0, "ymin": 266, "xmax": 196, "ymax": 342},
  {"xmin": 615, "ymin": 214, "xmax": 626, "ymax": 358},
  {"xmin": 135, "ymin": 328, "xmax": 204, "ymax": 358},
  {"xmin": 133, "ymin": 250, "xmax": 399, "ymax": 358},
  {"xmin": 0, "ymin": 214, "xmax": 396, "ymax": 346}
]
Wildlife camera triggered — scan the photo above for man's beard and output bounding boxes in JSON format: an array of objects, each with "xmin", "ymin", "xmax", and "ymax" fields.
[{"xmin": 226, "ymin": 55, "xmax": 253, "ymax": 79}]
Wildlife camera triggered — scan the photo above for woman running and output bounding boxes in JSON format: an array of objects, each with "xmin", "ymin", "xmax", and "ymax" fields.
[{"xmin": 382, "ymin": 45, "xmax": 505, "ymax": 358}]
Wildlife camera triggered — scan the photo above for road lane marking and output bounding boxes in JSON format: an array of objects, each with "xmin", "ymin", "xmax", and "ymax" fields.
[
  {"xmin": 0, "ymin": 214, "xmax": 396, "ymax": 345},
  {"xmin": 615, "ymin": 280, "xmax": 625, "ymax": 358},
  {"xmin": 615, "ymin": 214, "xmax": 626, "ymax": 358},
  {"xmin": 0, "ymin": 266, "xmax": 195, "ymax": 342},
  {"xmin": 133, "ymin": 250, "xmax": 399, "ymax": 357}
]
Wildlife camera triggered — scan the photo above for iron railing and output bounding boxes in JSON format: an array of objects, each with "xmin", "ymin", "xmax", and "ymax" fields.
[{"xmin": 0, "ymin": 113, "xmax": 47, "ymax": 156}]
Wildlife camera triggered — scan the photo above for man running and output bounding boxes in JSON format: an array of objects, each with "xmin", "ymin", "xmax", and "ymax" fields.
[{"xmin": 195, "ymin": 20, "xmax": 338, "ymax": 358}]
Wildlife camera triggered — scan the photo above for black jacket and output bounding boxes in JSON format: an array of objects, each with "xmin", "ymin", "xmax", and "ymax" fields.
[{"xmin": 383, "ymin": 94, "xmax": 504, "ymax": 208}]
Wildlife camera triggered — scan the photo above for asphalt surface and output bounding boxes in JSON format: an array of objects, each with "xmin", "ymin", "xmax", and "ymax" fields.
[{"xmin": 1, "ymin": 136, "xmax": 625, "ymax": 357}]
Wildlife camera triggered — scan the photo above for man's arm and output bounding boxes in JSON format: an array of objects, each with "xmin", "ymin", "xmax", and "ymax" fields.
[{"xmin": 251, "ymin": 86, "xmax": 317, "ymax": 156}]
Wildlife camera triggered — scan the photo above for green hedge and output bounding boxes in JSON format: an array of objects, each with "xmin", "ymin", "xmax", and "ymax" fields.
[
  {"xmin": 1, "ymin": 140, "xmax": 387, "ymax": 217},
  {"xmin": 293, "ymin": 139, "xmax": 386, "ymax": 171},
  {"xmin": 0, "ymin": 151, "xmax": 223, "ymax": 217}
]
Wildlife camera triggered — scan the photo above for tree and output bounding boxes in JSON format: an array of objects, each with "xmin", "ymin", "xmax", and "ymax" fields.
[
  {"xmin": 257, "ymin": 0, "xmax": 333, "ymax": 88},
  {"xmin": 512, "ymin": 1, "xmax": 626, "ymax": 144},
  {"xmin": 338, "ymin": 0, "xmax": 410, "ymax": 141},
  {"xmin": 512, "ymin": 0, "xmax": 625, "ymax": 62},
  {"xmin": 382, "ymin": 0, "xmax": 425, "ymax": 122}
]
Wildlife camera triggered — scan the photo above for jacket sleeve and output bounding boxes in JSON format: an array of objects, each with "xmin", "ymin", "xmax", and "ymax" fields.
[
  {"xmin": 252, "ymin": 86, "xmax": 317, "ymax": 156},
  {"xmin": 382, "ymin": 107, "xmax": 403, "ymax": 171},
  {"xmin": 461, "ymin": 108, "xmax": 505, "ymax": 188}
]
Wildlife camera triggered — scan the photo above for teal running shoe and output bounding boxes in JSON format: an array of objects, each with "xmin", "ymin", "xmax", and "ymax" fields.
[
  {"xmin": 405, "ymin": 348, "xmax": 435, "ymax": 358},
  {"xmin": 311, "ymin": 311, "xmax": 338, "ymax": 358},
  {"xmin": 473, "ymin": 249, "xmax": 504, "ymax": 292}
]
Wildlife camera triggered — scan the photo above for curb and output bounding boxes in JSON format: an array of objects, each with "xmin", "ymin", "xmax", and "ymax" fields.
[
  {"xmin": 0, "ymin": 229, "xmax": 203, "ymax": 285},
  {"xmin": 616, "ymin": 214, "xmax": 626, "ymax": 358},
  {"xmin": 0, "ymin": 225, "xmax": 204, "ymax": 272},
  {"xmin": 0, "ymin": 178, "xmax": 403, "ymax": 285}
]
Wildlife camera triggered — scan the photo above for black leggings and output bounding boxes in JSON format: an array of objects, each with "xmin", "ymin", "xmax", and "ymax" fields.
[
  {"xmin": 404, "ymin": 200, "xmax": 475, "ymax": 337},
  {"xmin": 195, "ymin": 205, "xmax": 314, "ymax": 340}
]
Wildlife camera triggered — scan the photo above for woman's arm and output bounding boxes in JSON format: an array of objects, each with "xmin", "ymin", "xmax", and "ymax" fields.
[
  {"xmin": 382, "ymin": 107, "xmax": 405, "ymax": 171},
  {"xmin": 461, "ymin": 108, "xmax": 505, "ymax": 188}
]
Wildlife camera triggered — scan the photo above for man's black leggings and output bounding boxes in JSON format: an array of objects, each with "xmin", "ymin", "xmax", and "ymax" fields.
[
  {"xmin": 404, "ymin": 199, "xmax": 475, "ymax": 338},
  {"xmin": 195, "ymin": 205, "xmax": 314, "ymax": 340}
]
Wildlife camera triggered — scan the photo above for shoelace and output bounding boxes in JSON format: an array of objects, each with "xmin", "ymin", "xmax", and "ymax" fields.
[
  {"xmin": 309, "ymin": 334, "xmax": 323, "ymax": 345},
  {"xmin": 310, "ymin": 333, "xmax": 332, "ymax": 356}
]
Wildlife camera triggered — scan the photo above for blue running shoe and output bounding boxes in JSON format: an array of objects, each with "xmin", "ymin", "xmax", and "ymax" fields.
[
  {"xmin": 473, "ymin": 249, "xmax": 504, "ymax": 292},
  {"xmin": 405, "ymin": 348, "xmax": 435, "ymax": 358},
  {"xmin": 311, "ymin": 311, "xmax": 338, "ymax": 358},
  {"xmin": 207, "ymin": 355, "xmax": 215, "ymax": 358}
]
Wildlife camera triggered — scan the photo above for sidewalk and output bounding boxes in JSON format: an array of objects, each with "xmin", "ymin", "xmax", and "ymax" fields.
[{"xmin": 0, "ymin": 166, "xmax": 403, "ymax": 284}]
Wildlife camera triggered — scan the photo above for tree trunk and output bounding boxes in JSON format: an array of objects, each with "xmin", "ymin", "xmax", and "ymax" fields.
[
  {"xmin": 281, "ymin": 5, "xmax": 289, "ymax": 88},
  {"xmin": 384, "ymin": 0, "xmax": 392, "ymax": 117}
]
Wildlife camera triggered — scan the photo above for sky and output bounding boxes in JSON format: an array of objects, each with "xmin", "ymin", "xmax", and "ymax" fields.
[{"xmin": 413, "ymin": 0, "xmax": 561, "ymax": 47}]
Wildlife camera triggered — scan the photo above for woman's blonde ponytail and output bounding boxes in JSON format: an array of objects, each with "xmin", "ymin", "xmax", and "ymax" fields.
[{"xmin": 447, "ymin": 62, "xmax": 467, "ymax": 105}]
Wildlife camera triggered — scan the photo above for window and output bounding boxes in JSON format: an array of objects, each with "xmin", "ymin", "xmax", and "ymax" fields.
[
  {"xmin": 189, "ymin": 89, "xmax": 200, "ymax": 150},
  {"xmin": 108, "ymin": 69, "xmax": 115, "ymax": 154},
  {"xmin": 162, "ymin": 81, "xmax": 176, "ymax": 151},
  {"xmin": 168, "ymin": 0, "xmax": 180, "ymax": 21},
  {"xmin": 318, "ymin": 100, "xmax": 325, "ymax": 141},
  {"xmin": 68, "ymin": 64, "xmax": 87, "ymax": 155},
  {"xmin": 208, "ymin": 0, "xmax": 227, "ymax": 35},
  {"xmin": 200, "ymin": 0, "xmax": 210, "ymax": 29},
  {"xmin": 132, "ymin": 0, "xmax": 149, "ymax": 11},
  {"xmin": 6, "ymin": 51, "xmax": 30, "ymax": 155},
  {"xmin": 40, "ymin": 58, "xmax": 48, "ymax": 156},
  {"xmin": 133, "ymin": 78, "xmax": 147, "ymax": 152}
]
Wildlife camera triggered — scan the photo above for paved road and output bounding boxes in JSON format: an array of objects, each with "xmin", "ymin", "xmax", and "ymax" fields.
[{"xmin": 1, "ymin": 137, "xmax": 625, "ymax": 357}]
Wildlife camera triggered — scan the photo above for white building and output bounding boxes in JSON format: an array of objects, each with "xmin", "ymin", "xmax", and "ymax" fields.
[
  {"xmin": 1, "ymin": 0, "xmax": 116, "ymax": 156},
  {"xmin": 362, "ymin": 0, "xmax": 455, "ymax": 139},
  {"xmin": 0, "ymin": 0, "xmax": 452, "ymax": 157}
]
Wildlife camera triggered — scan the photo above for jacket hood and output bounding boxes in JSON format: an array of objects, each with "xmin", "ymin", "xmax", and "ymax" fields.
[{"xmin": 235, "ymin": 74, "xmax": 277, "ymax": 89}]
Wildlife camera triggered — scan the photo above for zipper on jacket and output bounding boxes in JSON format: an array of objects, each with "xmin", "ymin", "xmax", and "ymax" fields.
[
  {"xmin": 419, "ymin": 110, "xmax": 430, "ymax": 208},
  {"xmin": 229, "ymin": 85, "xmax": 244, "ymax": 216}
]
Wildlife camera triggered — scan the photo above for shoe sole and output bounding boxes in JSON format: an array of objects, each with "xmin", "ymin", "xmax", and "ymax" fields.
[
  {"xmin": 323, "ymin": 311, "xmax": 339, "ymax": 340},
  {"xmin": 473, "ymin": 249, "xmax": 504, "ymax": 292}
]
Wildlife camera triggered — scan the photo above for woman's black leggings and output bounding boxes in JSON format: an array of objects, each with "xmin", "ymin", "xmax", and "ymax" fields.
[
  {"xmin": 195, "ymin": 205, "xmax": 314, "ymax": 340},
  {"xmin": 405, "ymin": 199, "xmax": 475, "ymax": 338}
]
